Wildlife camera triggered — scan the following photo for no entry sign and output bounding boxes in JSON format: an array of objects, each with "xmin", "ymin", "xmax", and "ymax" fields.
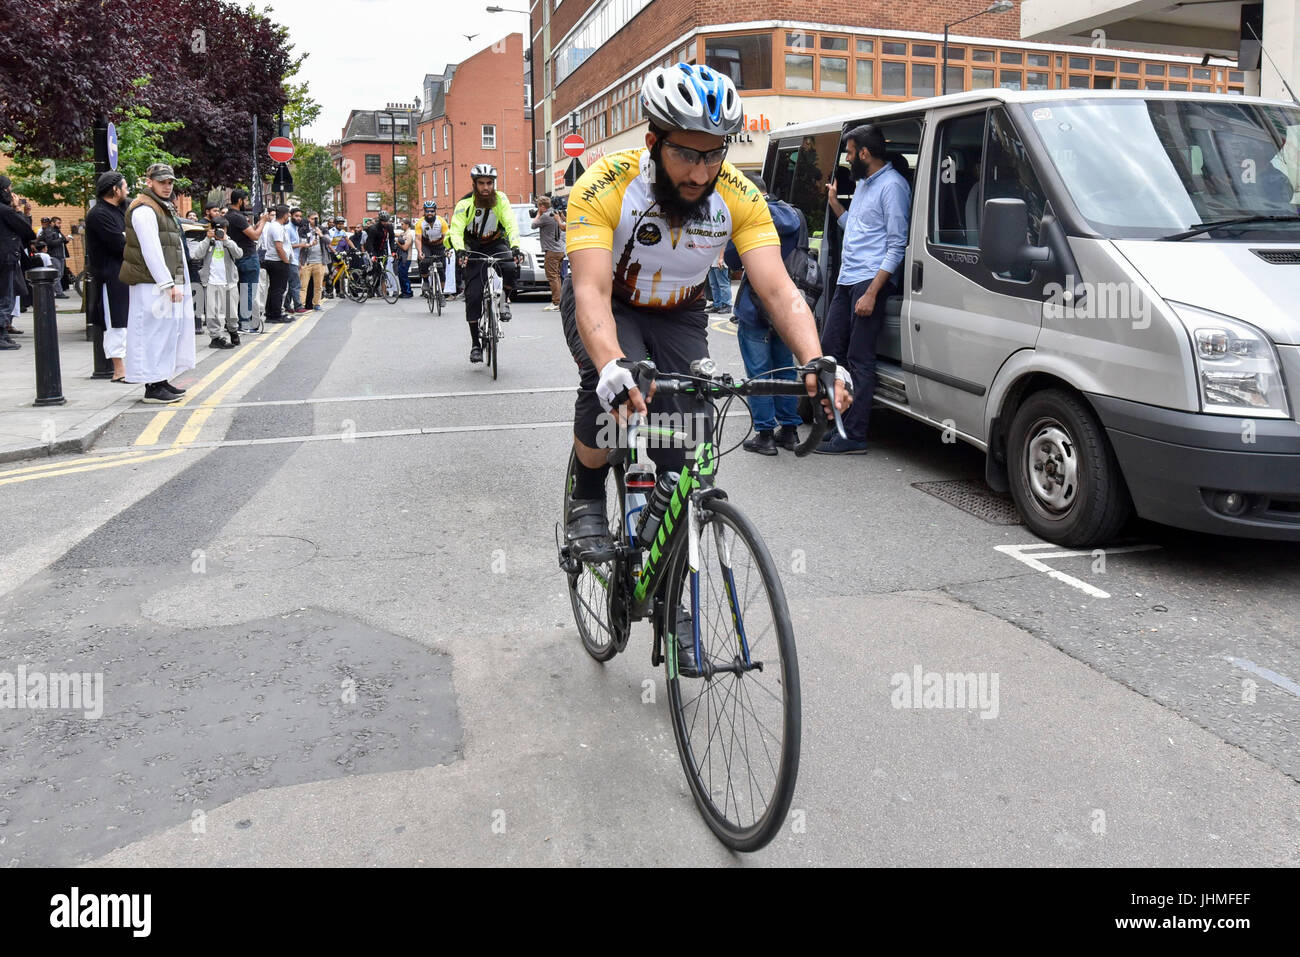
[
  {"xmin": 562, "ymin": 133, "xmax": 585, "ymax": 158},
  {"xmin": 267, "ymin": 137, "xmax": 295, "ymax": 163}
]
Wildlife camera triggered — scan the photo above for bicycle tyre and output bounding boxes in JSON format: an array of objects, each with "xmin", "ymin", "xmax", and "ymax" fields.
[
  {"xmin": 346, "ymin": 272, "xmax": 368, "ymax": 303},
  {"xmin": 663, "ymin": 498, "xmax": 801, "ymax": 852},
  {"xmin": 563, "ymin": 449, "xmax": 624, "ymax": 662},
  {"xmin": 382, "ymin": 270, "xmax": 400, "ymax": 305},
  {"xmin": 435, "ymin": 274, "xmax": 444, "ymax": 316},
  {"xmin": 424, "ymin": 278, "xmax": 435, "ymax": 313},
  {"xmin": 481, "ymin": 285, "xmax": 495, "ymax": 371}
]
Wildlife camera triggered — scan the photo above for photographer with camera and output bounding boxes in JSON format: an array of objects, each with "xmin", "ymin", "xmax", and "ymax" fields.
[
  {"xmin": 531, "ymin": 194, "xmax": 565, "ymax": 311},
  {"xmin": 192, "ymin": 212, "xmax": 245, "ymax": 348},
  {"xmin": 300, "ymin": 213, "xmax": 327, "ymax": 311}
]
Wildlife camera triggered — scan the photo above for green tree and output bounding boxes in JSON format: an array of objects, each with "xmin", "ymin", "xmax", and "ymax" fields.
[
  {"xmin": 291, "ymin": 142, "xmax": 341, "ymax": 217},
  {"xmin": 282, "ymin": 81, "xmax": 321, "ymax": 143},
  {"xmin": 378, "ymin": 149, "xmax": 418, "ymax": 217},
  {"xmin": 3, "ymin": 82, "xmax": 187, "ymax": 208}
]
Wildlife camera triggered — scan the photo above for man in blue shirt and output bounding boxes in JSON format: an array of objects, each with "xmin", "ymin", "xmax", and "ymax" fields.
[
  {"xmin": 725, "ymin": 174, "xmax": 807, "ymax": 455},
  {"xmin": 817, "ymin": 124, "xmax": 910, "ymax": 454}
]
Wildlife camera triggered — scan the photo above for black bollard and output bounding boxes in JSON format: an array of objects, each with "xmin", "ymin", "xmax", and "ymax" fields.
[{"xmin": 27, "ymin": 267, "xmax": 67, "ymax": 406}]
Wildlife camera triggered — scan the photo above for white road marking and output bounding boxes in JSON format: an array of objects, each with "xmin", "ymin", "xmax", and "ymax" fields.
[
  {"xmin": 994, "ymin": 542, "xmax": 1162, "ymax": 598},
  {"xmin": 115, "ymin": 385, "xmax": 577, "ymax": 413},
  {"xmin": 1223, "ymin": 657, "xmax": 1300, "ymax": 698},
  {"xmin": 90, "ymin": 421, "xmax": 574, "ymax": 455}
]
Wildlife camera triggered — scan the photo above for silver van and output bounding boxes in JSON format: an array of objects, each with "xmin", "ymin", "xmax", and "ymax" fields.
[{"xmin": 764, "ymin": 90, "xmax": 1300, "ymax": 546}]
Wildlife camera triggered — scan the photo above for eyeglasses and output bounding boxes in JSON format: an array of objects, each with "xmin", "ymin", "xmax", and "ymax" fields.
[{"xmin": 661, "ymin": 140, "xmax": 728, "ymax": 167}]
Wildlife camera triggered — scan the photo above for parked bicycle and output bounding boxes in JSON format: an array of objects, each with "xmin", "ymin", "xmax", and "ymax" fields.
[{"xmin": 558, "ymin": 356, "xmax": 846, "ymax": 851}]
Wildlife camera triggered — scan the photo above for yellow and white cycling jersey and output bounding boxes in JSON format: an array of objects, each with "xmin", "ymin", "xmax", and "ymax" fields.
[{"xmin": 566, "ymin": 148, "xmax": 778, "ymax": 309}]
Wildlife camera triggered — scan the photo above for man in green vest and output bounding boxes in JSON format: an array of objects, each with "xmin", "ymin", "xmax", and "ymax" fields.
[{"xmin": 119, "ymin": 163, "xmax": 196, "ymax": 403}]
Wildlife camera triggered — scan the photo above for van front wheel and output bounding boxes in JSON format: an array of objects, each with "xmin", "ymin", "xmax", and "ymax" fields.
[{"xmin": 1007, "ymin": 389, "xmax": 1131, "ymax": 547}]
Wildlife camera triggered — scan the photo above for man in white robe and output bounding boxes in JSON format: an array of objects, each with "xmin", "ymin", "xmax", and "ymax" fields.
[{"xmin": 119, "ymin": 163, "xmax": 196, "ymax": 403}]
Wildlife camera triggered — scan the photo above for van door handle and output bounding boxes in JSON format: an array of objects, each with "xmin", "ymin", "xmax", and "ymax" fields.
[{"xmin": 912, "ymin": 262, "xmax": 923, "ymax": 292}]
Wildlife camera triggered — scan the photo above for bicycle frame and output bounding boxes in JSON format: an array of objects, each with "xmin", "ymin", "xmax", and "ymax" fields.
[{"xmin": 617, "ymin": 418, "xmax": 750, "ymax": 680}]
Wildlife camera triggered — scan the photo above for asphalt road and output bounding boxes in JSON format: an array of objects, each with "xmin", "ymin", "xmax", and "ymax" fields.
[{"xmin": 1, "ymin": 291, "xmax": 1297, "ymax": 866}]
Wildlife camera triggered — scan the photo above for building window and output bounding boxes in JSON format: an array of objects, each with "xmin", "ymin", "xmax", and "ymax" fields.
[
  {"xmin": 482, "ymin": 124, "xmax": 496, "ymax": 149},
  {"xmin": 555, "ymin": 0, "xmax": 654, "ymax": 84},
  {"xmin": 1094, "ymin": 59, "xmax": 1115, "ymax": 72},
  {"xmin": 786, "ymin": 31, "xmax": 812, "ymax": 51},
  {"xmin": 856, "ymin": 39, "xmax": 874, "ymax": 54},
  {"xmin": 1027, "ymin": 53, "xmax": 1050, "ymax": 67},
  {"xmin": 821, "ymin": 35, "xmax": 848, "ymax": 51},
  {"xmin": 421, "ymin": 172, "xmax": 426, "ymax": 197},
  {"xmin": 420, "ymin": 131, "xmax": 425, "ymax": 155},
  {"xmin": 912, "ymin": 63, "xmax": 935, "ymax": 98},
  {"xmin": 1000, "ymin": 51, "xmax": 1023, "ymax": 65},
  {"xmin": 946, "ymin": 46, "xmax": 965, "ymax": 60},
  {"xmin": 444, "ymin": 126, "xmax": 449, "ymax": 150},
  {"xmin": 432, "ymin": 172, "xmax": 437, "ymax": 197},
  {"xmin": 1145, "ymin": 63, "xmax": 1166, "ymax": 76},
  {"xmin": 821, "ymin": 56, "xmax": 848, "ymax": 93},
  {"xmin": 705, "ymin": 33, "xmax": 773, "ymax": 90},
  {"xmin": 395, "ymin": 117, "xmax": 410, "ymax": 134},
  {"xmin": 971, "ymin": 68, "xmax": 995, "ymax": 90},
  {"xmin": 785, "ymin": 53, "xmax": 814, "ymax": 91},
  {"xmin": 1169, "ymin": 65, "xmax": 1188, "ymax": 78},
  {"xmin": 1121, "ymin": 61, "xmax": 1140, "ymax": 74},
  {"xmin": 524, "ymin": 83, "xmax": 532, "ymax": 108},
  {"xmin": 882, "ymin": 61, "xmax": 906, "ymax": 97},
  {"xmin": 366, "ymin": 192, "xmax": 382, "ymax": 209},
  {"xmin": 444, "ymin": 168, "xmax": 449, "ymax": 194},
  {"xmin": 1068, "ymin": 75, "xmax": 1091, "ymax": 89},
  {"xmin": 882, "ymin": 41, "xmax": 907, "ymax": 56},
  {"xmin": 365, "ymin": 154, "xmax": 381, "ymax": 174},
  {"xmin": 1000, "ymin": 70, "xmax": 1023, "ymax": 91},
  {"xmin": 395, "ymin": 154, "xmax": 408, "ymax": 168},
  {"xmin": 398, "ymin": 193, "xmax": 408, "ymax": 208},
  {"xmin": 1027, "ymin": 72, "xmax": 1049, "ymax": 91},
  {"xmin": 912, "ymin": 44, "xmax": 935, "ymax": 58},
  {"xmin": 972, "ymin": 49, "xmax": 994, "ymax": 62},
  {"xmin": 945, "ymin": 65, "xmax": 965, "ymax": 93},
  {"xmin": 855, "ymin": 59, "xmax": 875, "ymax": 96}
]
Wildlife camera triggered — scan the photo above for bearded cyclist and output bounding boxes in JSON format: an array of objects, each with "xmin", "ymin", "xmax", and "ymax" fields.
[
  {"xmin": 448, "ymin": 163, "xmax": 521, "ymax": 364},
  {"xmin": 415, "ymin": 200, "xmax": 450, "ymax": 298},
  {"xmin": 365, "ymin": 212, "xmax": 396, "ymax": 290},
  {"xmin": 562, "ymin": 63, "xmax": 853, "ymax": 606}
]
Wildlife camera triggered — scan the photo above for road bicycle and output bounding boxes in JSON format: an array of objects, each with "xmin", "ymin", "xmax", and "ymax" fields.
[
  {"xmin": 460, "ymin": 249, "xmax": 515, "ymax": 381},
  {"xmin": 327, "ymin": 251, "xmax": 368, "ymax": 303},
  {"xmin": 359, "ymin": 254, "xmax": 401, "ymax": 304},
  {"xmin": 557, "ymin": 356, "xmax": 846, "ymax": 851},
  {"xmin": 420, "ymin": 253, "xmax": 446, "ymax": 316}
]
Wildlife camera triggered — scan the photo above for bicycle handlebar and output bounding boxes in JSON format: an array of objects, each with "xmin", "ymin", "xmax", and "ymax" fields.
[{"xmin": 621, "ymin": 357, "xmax": 848, "ymax": 458}]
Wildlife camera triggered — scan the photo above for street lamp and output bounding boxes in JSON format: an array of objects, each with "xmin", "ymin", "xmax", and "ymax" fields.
[
  {"xmin": 488, "ymin": 4, "xmax": 539, "ymax": 199},
  {"xmin": 943, "ymin": 1, "xmax": 1015, "ymax": 95}
]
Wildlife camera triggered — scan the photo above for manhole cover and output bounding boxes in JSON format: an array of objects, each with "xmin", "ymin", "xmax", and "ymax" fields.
[{"xmin": 912, "ymin": 480, "xmax": 1023, "ymax": 525}]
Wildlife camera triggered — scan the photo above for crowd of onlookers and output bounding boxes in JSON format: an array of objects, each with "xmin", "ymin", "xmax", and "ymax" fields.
[{"xmin": 0, "ymin": 179, "xmax": 82, "ymax": 352}]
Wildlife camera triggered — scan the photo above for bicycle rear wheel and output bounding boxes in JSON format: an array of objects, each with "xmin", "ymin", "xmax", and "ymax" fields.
[
  {"xmin": 663, "ymin": 497, "xmax": 801, "ymax": 852},
  {"xmin": 563, "ymin": 450, "xmax": 625, "ymax": 662}
]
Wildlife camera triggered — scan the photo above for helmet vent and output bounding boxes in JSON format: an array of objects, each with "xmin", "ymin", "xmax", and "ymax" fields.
[{"xmin": 677, "ymin": 81, "xmax": 693, "ymax": 104}]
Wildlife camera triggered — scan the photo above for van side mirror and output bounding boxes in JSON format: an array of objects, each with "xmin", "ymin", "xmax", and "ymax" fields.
[{"xmin": 980, "ymin": 198, "xmax": 1052, "ymax": 275}]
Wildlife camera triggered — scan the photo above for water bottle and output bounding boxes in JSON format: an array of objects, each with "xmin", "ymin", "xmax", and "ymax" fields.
[
  {"xmin": 636, "ymin": 471, "xmax": 680, "ymax": 549},
  {"xmin": 625, "ymin": 463, "xmax": 656, "ymax": 546}
]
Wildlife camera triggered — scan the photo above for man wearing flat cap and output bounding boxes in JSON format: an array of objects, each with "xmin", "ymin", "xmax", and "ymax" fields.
[{"xmin": 118, "ymin": 162, "xmax": 195, "ymax": 403}]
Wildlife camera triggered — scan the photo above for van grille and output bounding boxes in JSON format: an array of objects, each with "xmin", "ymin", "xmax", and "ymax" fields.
[{"xmin": 1251, "ymin": 249, "xmax": 1300, "ymax": 264}]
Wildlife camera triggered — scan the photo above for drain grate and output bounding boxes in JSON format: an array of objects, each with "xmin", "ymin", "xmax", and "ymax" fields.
[{"xmin": 912, "ymin": 479, "xmax": 1023, "ymax": 525}]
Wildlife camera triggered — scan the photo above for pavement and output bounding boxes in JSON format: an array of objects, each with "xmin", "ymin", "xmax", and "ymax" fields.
[
  {"xmin": 0, "ymin": 289, "xmax": 232, "ymax": 464},
  {"xmin": 1, "ymin": 290, "xmax": 1297, "ymax": 867}
]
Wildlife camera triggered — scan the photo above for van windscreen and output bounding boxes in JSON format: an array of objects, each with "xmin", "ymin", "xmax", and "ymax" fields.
[{"xmin": 1022, "ymin": 99, "xmax": 1300, "ymax": 238}]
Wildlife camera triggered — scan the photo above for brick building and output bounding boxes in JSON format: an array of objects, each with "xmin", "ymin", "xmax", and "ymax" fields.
[
  {"xmin": 415, "ymin": 33, "xmax": 531, "ymax": 210},
  {"xmin": 328, "ymin": 104, "xmax": 420, "ymax": 223},
  {"xmin": 529, "ymin": 1, "xmax": 1248, "ymax": 193}
]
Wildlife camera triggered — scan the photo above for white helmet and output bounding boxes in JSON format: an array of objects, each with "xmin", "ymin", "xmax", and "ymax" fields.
[
  {"xmin": 470, "ymin": 163, "xmax": 498, "ymax": 179},
  {"xmin": 641, "ymin": 63, "xmax": 744, "ymax": 136}
]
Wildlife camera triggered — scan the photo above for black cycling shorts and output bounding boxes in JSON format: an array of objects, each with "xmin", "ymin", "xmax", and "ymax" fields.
[{"xmin": 561, "ymin": 276, "xmax": 712, "ymax": 473}]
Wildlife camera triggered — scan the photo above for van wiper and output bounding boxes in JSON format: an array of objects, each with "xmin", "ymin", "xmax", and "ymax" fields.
[{"xmin": 1159, "ymin": 214, "xmax": 1300, "ymax": 241}]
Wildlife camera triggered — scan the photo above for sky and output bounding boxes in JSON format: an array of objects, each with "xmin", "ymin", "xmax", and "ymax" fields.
[{"xmin": 268, "ymin": 0, "xmax": 532, "ymax": 144}]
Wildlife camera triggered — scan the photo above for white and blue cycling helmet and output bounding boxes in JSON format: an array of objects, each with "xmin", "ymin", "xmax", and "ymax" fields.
[{"xmin": 641, "ymin": 63, "xmax": 744, "ymax": 136}]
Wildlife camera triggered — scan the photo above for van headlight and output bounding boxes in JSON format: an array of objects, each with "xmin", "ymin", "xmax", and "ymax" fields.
[{"xmin": 1170, "ymin": 303, "xmax": 1290, "ymax": 418}]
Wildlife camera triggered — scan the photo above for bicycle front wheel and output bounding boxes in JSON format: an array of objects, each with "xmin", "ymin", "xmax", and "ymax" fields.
[
  {"xmin": 382, "ymin": 272, "xmax": 400, "ymax": 304},
  {"xmin": 664, "ymin": 497, "xmax": 801, "ymax": 852},
  {"xmin": 346, "ymin": 272, "xmax": 368, "ymax": 303}
]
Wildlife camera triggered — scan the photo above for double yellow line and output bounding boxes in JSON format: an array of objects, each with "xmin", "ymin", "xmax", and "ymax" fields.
[{"xmin": 0, "ymin": 317, "xmax": 314, "ymax": 487}]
